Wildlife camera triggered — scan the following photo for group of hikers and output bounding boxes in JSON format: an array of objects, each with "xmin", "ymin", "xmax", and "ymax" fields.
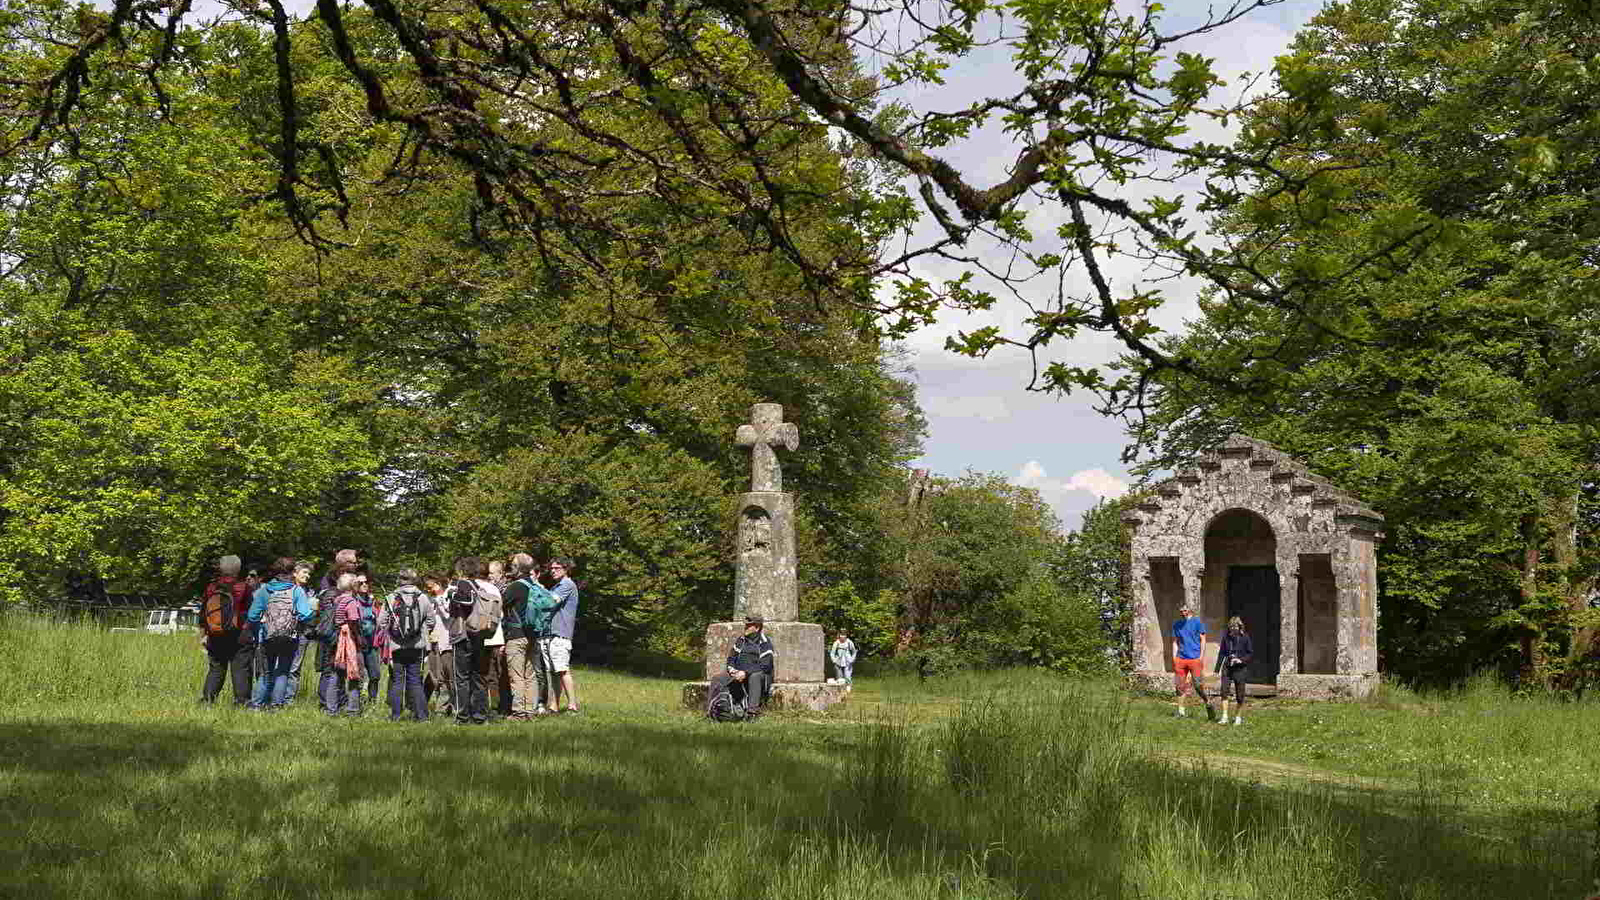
[
  {"xmin": 197, "ymin": 549, "xmax": 580, "ymax": 725},
  {"xmin": 1169, "ymin": 603, "xmax": 1255, "ymax": 725}
]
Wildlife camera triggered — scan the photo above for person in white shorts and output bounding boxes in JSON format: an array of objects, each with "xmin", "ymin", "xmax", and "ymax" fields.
[{"xmin": 546, "ymin": 558, "xmax": 580, "ymax": 713}]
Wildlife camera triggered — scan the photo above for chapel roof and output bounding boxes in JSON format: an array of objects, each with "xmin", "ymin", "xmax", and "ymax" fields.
[{"xmin": 1137, "ymin": 434, "xmax": 1383, "ymax": 524}]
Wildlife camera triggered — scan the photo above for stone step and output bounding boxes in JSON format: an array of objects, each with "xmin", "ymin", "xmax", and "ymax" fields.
[{"xmin": 682, "ymin": 680, "xmax": 848, "ymax": 713}]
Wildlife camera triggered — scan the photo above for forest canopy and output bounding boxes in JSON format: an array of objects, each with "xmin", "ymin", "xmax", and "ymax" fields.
[{"xmin": 3, "ymin": 0, "xmax": 1597, "ymax": 680}]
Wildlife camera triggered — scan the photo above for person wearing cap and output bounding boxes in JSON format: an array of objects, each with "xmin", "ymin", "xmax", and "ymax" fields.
[
  {"xmin": 726, "ymin": 614, "xmax": 775, "ymax": 717},
  {"xmin": 1172, "ymin": 603, "xmax": 1211, "ymax": 719}
]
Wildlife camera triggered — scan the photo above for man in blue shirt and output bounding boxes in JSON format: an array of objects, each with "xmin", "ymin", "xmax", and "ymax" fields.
[
  {"xmin": 1171, "ymin": 603, "xmax": 1212, "ymax": 719},
  {"xmin": 547, "ymin": 557, "xmax": 581, "ymax": 714}
]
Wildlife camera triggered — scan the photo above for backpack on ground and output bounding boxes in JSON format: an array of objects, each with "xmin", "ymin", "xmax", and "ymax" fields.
[
  {"xmin": 313, "ymin": 589, "xmax": 341, "ymax": 641},
  {"xmin": 261, "ymin": 584, "xmax": 300, "ymax": 642},
  {"xmin": 389, "ymin": 587, "xmax": 425, "ymax": 645},
  {"xmin": 706, "ymin": 673, "xmax": 747, "ymax": 723},
  {"xmin": 200, "ymin": 580, "xmax": 241, "ymax": 638},
  {"xmin": 463, "ymin": 581, "xmax": 502, "ymax": 640}
]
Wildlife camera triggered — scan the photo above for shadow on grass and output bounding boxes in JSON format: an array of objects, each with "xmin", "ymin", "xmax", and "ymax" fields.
[
  {"xmin": 0, "ymin": 716, "xmax": 874, "ymax": 898},
  {"xmin": 0, "ymin": 712, "xmax": 1588, "ymax": 900},
  {"xmin": 1131, "ymin": 755, "xmax": 1585, "ymax": 897},
  {"xmin": 584, "ymin": 646, "xmax": 707, "ymax": 682}
]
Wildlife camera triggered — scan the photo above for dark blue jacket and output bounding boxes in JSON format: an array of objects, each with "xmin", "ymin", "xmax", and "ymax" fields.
[
  {"xmin": 1216, "ymin": 631, "xmax": 1253, "ymax": 673},
  {"xmin": 727, "ymin": 632, "xmax": 774, "ymax": 678}
]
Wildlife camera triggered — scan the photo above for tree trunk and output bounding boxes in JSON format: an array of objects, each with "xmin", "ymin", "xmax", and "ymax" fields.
[
  {"xmin": 1519, "ymin": 512, "xmax": 1547, "ymax": 689},
  {"xmin": 1554, "ymin": 487, "xmax": 1599, "ymax": 671}
]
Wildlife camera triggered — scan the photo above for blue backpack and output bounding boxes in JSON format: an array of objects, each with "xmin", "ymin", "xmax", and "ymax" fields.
[
  {"xmin": 517, "ymin": 579, "xmax": 559, "ymax": 636},
  {"xmin": 356, "ymin": 601, "xmax": 377, "ymax": 645}
]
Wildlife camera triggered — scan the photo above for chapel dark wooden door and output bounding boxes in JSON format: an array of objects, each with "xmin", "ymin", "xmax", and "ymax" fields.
[{"xmin": 1226, "ymin": 566, "xmax": 1280, "ymax": 683}]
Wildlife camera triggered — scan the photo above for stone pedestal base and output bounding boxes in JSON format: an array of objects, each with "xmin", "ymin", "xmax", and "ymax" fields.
[
  {"xmin": 1131, "ymin": 670, "xmax": 1376, "ymax": 700},
  {"xmin": 682, "ymin": 680, "xmax": 847, "ymax": 713},
  {"xmin": 1131, "ymin": 671, "xmax": 1278, "ymax": 697},
  {"xmin": 703, "ymin": 621, "xmax": 824, "ymax": 683},
  {"xmin": 1275, "ymin": 673, "xmax": 1377, "ymax": 700}
]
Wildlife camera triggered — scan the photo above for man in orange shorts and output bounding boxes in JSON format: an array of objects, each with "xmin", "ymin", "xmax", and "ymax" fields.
[{"xmin": 1172, "ymin": 603, "xmax": 1212, "ymax": 719}]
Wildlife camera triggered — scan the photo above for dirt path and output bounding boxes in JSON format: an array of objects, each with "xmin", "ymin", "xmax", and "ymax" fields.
[{"xmin": 1162, "ymin": 751, "xmax": 1394, "ymax": 793}]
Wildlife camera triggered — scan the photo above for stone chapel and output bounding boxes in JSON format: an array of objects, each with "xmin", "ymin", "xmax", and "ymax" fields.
[{"xmin": 1122, "ymin": 435, "xmax": 1384, "ymax": 699}]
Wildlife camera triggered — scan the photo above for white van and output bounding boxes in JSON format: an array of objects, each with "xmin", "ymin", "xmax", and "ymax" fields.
[{"xmin": 141, "ymin": 607, "xmax": 200, "ymax": 635}]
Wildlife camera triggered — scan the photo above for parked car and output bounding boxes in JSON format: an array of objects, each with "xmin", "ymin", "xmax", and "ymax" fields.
[{"xmin": 124, "ymin": 607, "xmax": 200, "ymax": 635}]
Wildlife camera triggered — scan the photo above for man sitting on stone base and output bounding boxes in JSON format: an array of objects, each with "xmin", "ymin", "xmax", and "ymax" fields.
[{"xmin": 727, "ymin": 614, "xmax": 775, "ymax": 716}]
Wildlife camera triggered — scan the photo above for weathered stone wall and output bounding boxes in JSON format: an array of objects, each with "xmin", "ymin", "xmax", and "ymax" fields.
[
  {"xmin": 703, "ymin": 621, "xmax": 824, "ymax": 682},
  {"xmin": 1351, "ymin": 533, "xmax": 1380, "ymax": 674},
  {"xmin": 1276, "ymin": 673, "xmax": 1378, "ymax": 700},
  {"xmin": 1124, "ymin": 435, "xmax": 1384, "ymax": 700},
  {"xmin": 683, "ymin": 680, "xmax": 847, "ymax": 713},
  {"xmin": 1297, "ymin": 554, "xmax": 1338, "ymax": 674},
  {"xmin": 1146, "ymin": 557, "xmax": 1184, "ymax": 672},
  {"xmin": 733, "ymin": 491, "xmax": 797, "ymax": 622}
]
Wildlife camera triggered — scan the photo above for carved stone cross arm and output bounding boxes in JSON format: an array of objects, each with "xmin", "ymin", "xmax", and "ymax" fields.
[{"xmin": 736, "ymin": 403, "xmax": 799, "ymax": 492}]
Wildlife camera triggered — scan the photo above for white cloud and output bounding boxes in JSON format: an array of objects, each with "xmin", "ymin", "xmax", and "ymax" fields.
[
  {"xmin": 1014, "ymin": 460, "xmax": 1130, "ymax": 526},
  {"xmin": 1064, "ymin": 468, "xmax": 1130, "ymax": 500}
]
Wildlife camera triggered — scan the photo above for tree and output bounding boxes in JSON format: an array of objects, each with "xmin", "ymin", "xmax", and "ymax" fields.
[
  {"xmin": 859, "ymin": 470, "xmax": 1110, "ymax": 674},
  {"xmin": 1060, "ymin": 497, "xmax": 1135, "ymax": 671},
  {"xmin": 190, "ymin": 10, "xmax": 929, "ymax": 651},
  {"xmin": 0, "ymin": 7, "xmax": 926, "ymax": 651},
  {"xmin": 0, "ymin": 39, "xmax": 377, "ymax": 600},
  {"xmin": 6, "ymin": 0, "xmax": 1429, "ymax": 401},
  {"xmin": 1120, "ymin": 0, "xmax": 1600, "ymax": 688}
]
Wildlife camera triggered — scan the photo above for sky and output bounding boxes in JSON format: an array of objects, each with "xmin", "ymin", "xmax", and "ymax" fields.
[{"xmin": 885, "ymin": 0, "xmax": 1330, "ymax": 530}]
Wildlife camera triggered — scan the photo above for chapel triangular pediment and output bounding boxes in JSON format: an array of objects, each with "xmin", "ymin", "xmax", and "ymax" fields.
[{"xmin": 1125, "ymin": 434, "xmax": 1382, "ymax": 528}]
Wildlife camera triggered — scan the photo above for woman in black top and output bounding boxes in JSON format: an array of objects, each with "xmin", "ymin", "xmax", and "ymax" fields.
[{"xmin": 1217, "ymin": 616, "xmax": 1253, "ymax": 726}]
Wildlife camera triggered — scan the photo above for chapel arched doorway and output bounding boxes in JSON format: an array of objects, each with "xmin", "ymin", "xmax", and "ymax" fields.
[{"xmin": 1204, "ymin": 508, "xmax": 1280, "ymax": 683}]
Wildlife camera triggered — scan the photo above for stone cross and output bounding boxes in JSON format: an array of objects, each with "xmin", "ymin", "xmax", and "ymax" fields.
[{"xmin": 735, "ymin": 403, "xmax": 799, "ymax": 493}]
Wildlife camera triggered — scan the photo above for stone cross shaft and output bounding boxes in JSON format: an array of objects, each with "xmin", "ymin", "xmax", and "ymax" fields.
[{"xmin": 735, "ymin": 403, "xmax": 799, "ymax": 492}]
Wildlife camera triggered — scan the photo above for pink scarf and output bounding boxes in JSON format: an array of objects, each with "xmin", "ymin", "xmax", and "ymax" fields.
[
  {"xmin": 333, "ymin": 626, "xmax": 364, "ymax": 681},
  {"xmin": 376, "ymin": 602, "xmax": 392, "ymax": 664}
]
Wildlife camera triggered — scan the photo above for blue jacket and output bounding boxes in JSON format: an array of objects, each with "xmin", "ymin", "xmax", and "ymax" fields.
[{"xmin": 247, "ymin": 579, "xmax": 315, "ymax": 628}]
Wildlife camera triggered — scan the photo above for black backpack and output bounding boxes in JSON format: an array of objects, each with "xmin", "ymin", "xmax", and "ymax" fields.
[
  {"xmin": 313, "ymin": 589, "xmax": 341, "ymax": 641},
  {"xmin": 705, "ymin": 673, "xmax": 747, "ymax": 723},
  {"xmin": 389, "ymin": 588, "xmax": 425, "ymax": 645}
]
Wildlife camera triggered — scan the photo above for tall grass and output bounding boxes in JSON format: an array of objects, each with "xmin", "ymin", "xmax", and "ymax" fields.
[
  {"xmin": 1144, "ymin": 670, "xmax": 1600, "ymax": 821},
  {"xmin": 0, "ymin": 613, "xmax": 195, "ymax": 708},
  {"xmin": 0, "ymin": 616, "xmax": 1590, "ymax": 899},
  {"xmin": 836, "ymin": 674, "xmax": 1585, "ymax": 899}
]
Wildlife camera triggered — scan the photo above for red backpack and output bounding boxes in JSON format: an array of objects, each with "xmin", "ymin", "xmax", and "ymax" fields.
[{"xmin": 200, "ymin": 579, "xmax": 241, "ymax": 638}]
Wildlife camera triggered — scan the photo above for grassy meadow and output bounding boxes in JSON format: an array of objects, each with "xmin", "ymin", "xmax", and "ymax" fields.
[{"xmin": 1, "ymin": 615, "xmax": 1595, "ymax": 900}]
